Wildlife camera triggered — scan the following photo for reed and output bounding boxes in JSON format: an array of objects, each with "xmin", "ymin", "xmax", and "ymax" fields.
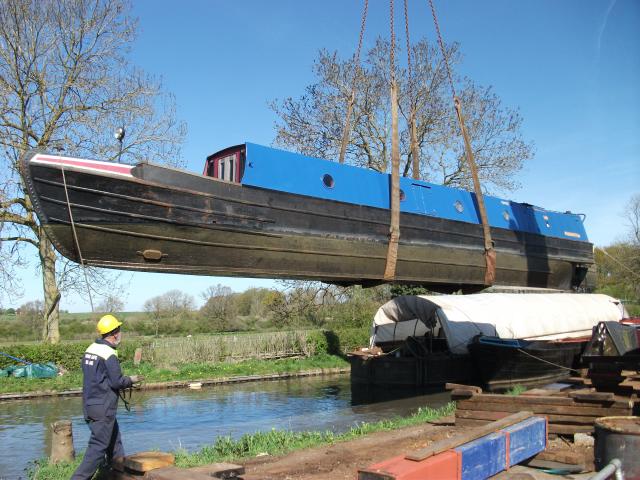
[
  {"xmin": 145, "ymin": 330, "xmax": 314, "ymax": 366},
  {"xmin": 174, "ymin": 402, "xmax": 455, "ymax": 467}
]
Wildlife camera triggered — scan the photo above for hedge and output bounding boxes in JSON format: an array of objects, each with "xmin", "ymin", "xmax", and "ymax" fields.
[
  {"xmin": 0, "ymin": 328, "xmax": 370, "ymax": 370},
  {"xmin": 0, "ymin": 341, "xmax": 145, "ymax": 370}
]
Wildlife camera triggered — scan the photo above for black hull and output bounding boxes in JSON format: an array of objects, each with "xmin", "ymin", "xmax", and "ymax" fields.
[
  {"xmin": 348, "ymin": 353, "xmax": 473, "ymax": 388},
  {"xmin": 22, "ymin": 154, "xmax": 594, "ymax": 290},
  {"xmin": 468, "ymin": 340, "xmax": 586, "ymax": 391}
]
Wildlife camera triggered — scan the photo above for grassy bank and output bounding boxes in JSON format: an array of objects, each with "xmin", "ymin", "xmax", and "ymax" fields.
[
  {"xmin": 0, "ymin": 354, "xmax": 348, "ymax": 395},
  {"xmin": 30, "ymin": 402, "xmax": 455, "ymax": 480}
]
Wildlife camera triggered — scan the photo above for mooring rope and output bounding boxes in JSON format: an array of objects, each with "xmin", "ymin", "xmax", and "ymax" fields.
[
  {"xmin": 516, "ymin": 347, "xmax": 580, "ymax": 373},
  {"xmin": 61, "ymin": 166, "xmax": 95, "ymax": 312}
]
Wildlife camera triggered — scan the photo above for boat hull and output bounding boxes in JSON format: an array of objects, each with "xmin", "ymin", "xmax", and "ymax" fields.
[
  {"xmin": 22, "ymin": 154, "xmax": 594, "ymax": 290},
  {"xmin": 468, "ymin": 339, "xmax": 586, "ymax": 391},
  {"xmin": 348, "ymin": 352, "xmax": 473, "ymax": 387}
]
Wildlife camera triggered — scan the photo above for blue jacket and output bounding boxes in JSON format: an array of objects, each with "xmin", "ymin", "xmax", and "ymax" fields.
[{"xmin": 81, "ymin": 338, "xmax": 132, "ymax": 415}]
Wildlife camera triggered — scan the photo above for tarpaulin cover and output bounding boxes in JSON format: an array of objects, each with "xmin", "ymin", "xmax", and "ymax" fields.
[
  {"xmin": 372, "ymin": 293, "xmax": 627, "ymax": 354},
  {"xmin": 0, "ymin": 362, "xmax": 58, "ymax": 378}
]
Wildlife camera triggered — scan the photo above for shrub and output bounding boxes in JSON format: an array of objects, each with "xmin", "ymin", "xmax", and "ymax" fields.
[{"xmin": 0, "ymin": 340, "xmax": 148, "ymax": 370}]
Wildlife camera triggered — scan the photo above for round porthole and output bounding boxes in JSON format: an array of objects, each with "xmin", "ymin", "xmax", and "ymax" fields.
[
  {"xmin": 399, "ymin": 189, "xmax": 406, "ymax": 201},
  {"xmin": 322, "ymin": 174, "xmax": 334, "ymax": 189},
  {"xmin": 503, "ymin": 211, "xmax": 510, "ymax": 221},
  {"xmin": 454, "ymin": 200, "xmax": 464, "ymax": 213}
]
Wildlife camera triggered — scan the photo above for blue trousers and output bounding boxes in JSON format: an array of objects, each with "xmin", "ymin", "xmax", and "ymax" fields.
[{"xmin": 71, "ymin": 405, "xmax": 123, "ymax": 480}]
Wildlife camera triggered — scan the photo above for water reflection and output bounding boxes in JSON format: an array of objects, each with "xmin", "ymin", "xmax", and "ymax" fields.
[{"xmin": 0, "ymin": 375, "xmax": 450, "ymax": 479}]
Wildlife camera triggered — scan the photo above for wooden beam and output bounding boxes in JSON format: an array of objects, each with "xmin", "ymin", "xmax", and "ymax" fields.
[
  {"xmin": 405, "ymin": 411, "xmax": 533, "ymax": 462},
  {"xmin": 456, "ymin": 399, "xmax": 630, "ymax": 417},
  {"xmin": 456, "ymin": 393, "xmax": 632, "ymax": 408}
]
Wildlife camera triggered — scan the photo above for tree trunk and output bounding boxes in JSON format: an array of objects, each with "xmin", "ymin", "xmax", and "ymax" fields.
[{"xmin": 39, "ymin": 231, "xmax": 61, "ymax": 344}]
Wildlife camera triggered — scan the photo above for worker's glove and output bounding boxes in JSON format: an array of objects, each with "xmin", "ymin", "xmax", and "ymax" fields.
[{"xmin": 129, "ymin": 375, "xmax": 144, "ymax": 384}]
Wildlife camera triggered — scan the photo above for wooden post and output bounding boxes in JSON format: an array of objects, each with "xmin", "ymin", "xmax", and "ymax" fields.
[
  {"xmin": 134, "ymin": 347, "xmax": 142, "ymax": 366},
  {"xmin": 50, "ymin": 420, "xmax": 75, "ymax": 463}
]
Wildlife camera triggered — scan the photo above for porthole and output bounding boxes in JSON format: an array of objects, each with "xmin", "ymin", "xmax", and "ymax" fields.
[
  {"xmin": 399, "ymin": 189, "xmax": 406, "ymax": 201},
  {"xmin": 503, "ymin": 211, "xmax": 510, "ymax": 221},
  {"xmin": 454, "ymin": 200, "xmax": 464, "ymax": 213},
  {"xmin": 322, "ymin": 174, "xmax": 334, "ymax": 189}
]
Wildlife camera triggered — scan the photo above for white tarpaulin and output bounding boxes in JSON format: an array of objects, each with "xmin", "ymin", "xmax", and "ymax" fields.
[{"xmin": 371, "ymin": 293, "xmax": 627, "ymax": 354}]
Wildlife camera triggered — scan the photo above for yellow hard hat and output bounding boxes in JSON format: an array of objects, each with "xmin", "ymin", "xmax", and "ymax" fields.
[{"xmin": 97, "ymin": 314, "xmax": 122, "ymax": 335}]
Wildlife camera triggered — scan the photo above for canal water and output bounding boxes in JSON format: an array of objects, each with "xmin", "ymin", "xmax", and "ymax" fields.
[{"xmin": 0, "ymin": 374, "xmax": 450, "ymax": 479}]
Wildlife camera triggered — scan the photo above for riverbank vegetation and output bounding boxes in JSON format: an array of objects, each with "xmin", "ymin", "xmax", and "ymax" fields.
[
  {"xmin": 29, "ymin": 402, "xmax": 456, "ymax": 480},
  {"xmin": 0, "ymin": 354, "xmax": 348, "ymax": 395},
  {"xmin": 1, "ymin": 283, "xmax": 393, "ymax": 343}
]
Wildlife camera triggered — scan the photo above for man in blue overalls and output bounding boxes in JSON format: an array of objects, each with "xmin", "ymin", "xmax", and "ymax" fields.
[{"xmin": 71, "ymin": 315, "xmax": 142, "ymax": 479}]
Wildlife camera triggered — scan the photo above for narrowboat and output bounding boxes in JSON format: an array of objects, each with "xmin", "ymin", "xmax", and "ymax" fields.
[
  {"xmin": 21, "ymin": 143, "xmax": 594, "ymax": 290},
  {"xmin": 349, "ymin": 293, "xmax": 626, "ymax": 391}
]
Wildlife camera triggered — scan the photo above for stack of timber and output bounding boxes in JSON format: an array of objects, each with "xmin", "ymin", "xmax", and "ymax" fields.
[
  {"xmin": 569, "ymin": 371, "xmax": 640, "ymax": 396},
  {"xmin": 450, "ymin": 384, "xmax": 636, "ymax": 436}
]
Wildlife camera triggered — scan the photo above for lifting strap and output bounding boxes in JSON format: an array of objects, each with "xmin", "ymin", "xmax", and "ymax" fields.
[
  {"xmin": 384, "ymin": 0, "xmax": 401, "ymax": 281},
  {"xmin": 427, "ymin": 0, "xmax": 496, "ymax": 285},
  {"xmin": 338, "ymin": 0, "xmax": 369, "ymax": 164}
]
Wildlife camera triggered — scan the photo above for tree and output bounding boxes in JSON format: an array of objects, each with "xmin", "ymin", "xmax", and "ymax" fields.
[
  {"xmin": 595, "ymin": 194, "xmax": 640, "ymax": 303},
  {"xmin": 271, "ymin": 38, "xmax": 532, "ymax": 193},
  {"xmin": 96, "ymin": 294, "xmax": 125, "ymax": 314},
  {"xmin": 0, "ymin": 0, "xmax": 186, "ymax": 343},
  {"xmin": 200, "ymin": 284, "xmax": 237, "ymax": 331},
  {"xmin": 16, "ymin": 299, "xmax": 43, "ymax": 340}
]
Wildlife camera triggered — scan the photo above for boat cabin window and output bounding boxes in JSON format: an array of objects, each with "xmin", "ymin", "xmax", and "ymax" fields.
[
  {"xmin": 217, "ymin": 154, "xmax": 235, "ymax": 182},
  {"xmin": 204, "ymin": 147, "xmax": 244, "ymax": 183}
]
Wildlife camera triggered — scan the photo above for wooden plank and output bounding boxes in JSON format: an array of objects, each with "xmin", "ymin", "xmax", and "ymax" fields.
[
  {"xmin": 568, "ymin": 390, "xmax": 616, "ymax": 402},
  {"xmin": 456, "ymin": 409, "xmax": 605, "ymax": 425},
  {"xmin": 456, "ymin": 409, "xmax": 510, "ymax": 421},
  {"xmin": 456, "ymin": 400, "xmax": 631, "ymax": 416},
  {"xmin": 548, "ymin": 424, "xmax": 594, "ymax": 435},
  {"xmin": 450, "ymin": 389, "xmax": 477, "ymax": 399},
  {"xmin": 445, "ymin": 383, "xmax": 482, "ymax": 394},
  {"xmin": 534, "ymin": 449, "xmax": 586, "ymax": 465},
  {"xmin": 456, "ymin": 418, "xmax": 595, "ymax": 435},
  {"xmin": 456, "ymin": 393, "xmax": 631, "ymax": 408},
  {"xmin": 146, "ymin": 467, "xmax": 217, "ymax": 480},
  {"xmin": 124, "ymin": 452, "xmax": 175, "ymax": 474},
  {"xmin": 405, "ymin": 411, "xmax": 533, "ymax": 462}
]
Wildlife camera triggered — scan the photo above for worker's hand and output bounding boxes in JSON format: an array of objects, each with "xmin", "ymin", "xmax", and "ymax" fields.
[{"xmin": 129, "ymin": 375, "xmax": 144, "ymax": 384}]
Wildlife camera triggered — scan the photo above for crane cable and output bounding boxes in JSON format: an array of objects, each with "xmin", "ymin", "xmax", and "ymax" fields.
[
  {"xmin": 61, "ymin": 166, "xmax": 95, "ymax": 312},
  {"xmin": 383, "ymin": 0, "xmax": 401, "ymax": 281},
  {"xmin": 338, "ymin": 0, "xmax": 369, "ymax": 165},
  {"xmin": 427, "ymin": 0, "xmax": 496, "ymax": 285}
]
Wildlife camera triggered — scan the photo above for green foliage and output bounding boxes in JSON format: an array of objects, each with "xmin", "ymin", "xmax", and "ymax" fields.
[
  {"xmin": 390, "ymin": 284, "xmax": 432, "ymax": 297},
  {"xmin": 505, "ymin": 385, "xmax": 527, "ymax": 396},
  {"xmin": 174, "ymin": 402, "xmax": 455, "ymax": 468},
  {"xmin": 29, "ymin": 455, "xmax": 83, "ymax": 480},
  {"xmin": 0, "ymin": 340, "xmax": 146, "ymax": 370},
  {"xmin": 0, "ymin": 353, "xmax": 347, "ymax": 395}
]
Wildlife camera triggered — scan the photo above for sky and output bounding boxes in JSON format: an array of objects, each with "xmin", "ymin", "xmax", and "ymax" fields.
[{"xmin": 10, "ymin": 0, "xmax": 640, "ymax": 312}]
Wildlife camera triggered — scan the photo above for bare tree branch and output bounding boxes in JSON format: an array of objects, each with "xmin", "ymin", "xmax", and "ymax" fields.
[
  {"xmin": 271, "ymin": 37, "xmax": 533, "ymax": 194},
  {"xmin": 0, "ymin": 0, "xmax": 186, "ymax": 341}
]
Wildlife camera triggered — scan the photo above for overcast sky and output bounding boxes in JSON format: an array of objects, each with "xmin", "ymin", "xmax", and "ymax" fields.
[{"xmin": 11, "ymin": 0, "xmax": 640, "ymax": 312}]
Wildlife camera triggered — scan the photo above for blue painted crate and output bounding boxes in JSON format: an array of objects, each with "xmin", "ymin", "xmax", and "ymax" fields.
[
  {"xmin": 456, "ymin": 432, "xmax": 506, "ymax": 480},
  {"xmin": 503, "ymin": 416, "xmax": 547, "ymax": 466}
]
